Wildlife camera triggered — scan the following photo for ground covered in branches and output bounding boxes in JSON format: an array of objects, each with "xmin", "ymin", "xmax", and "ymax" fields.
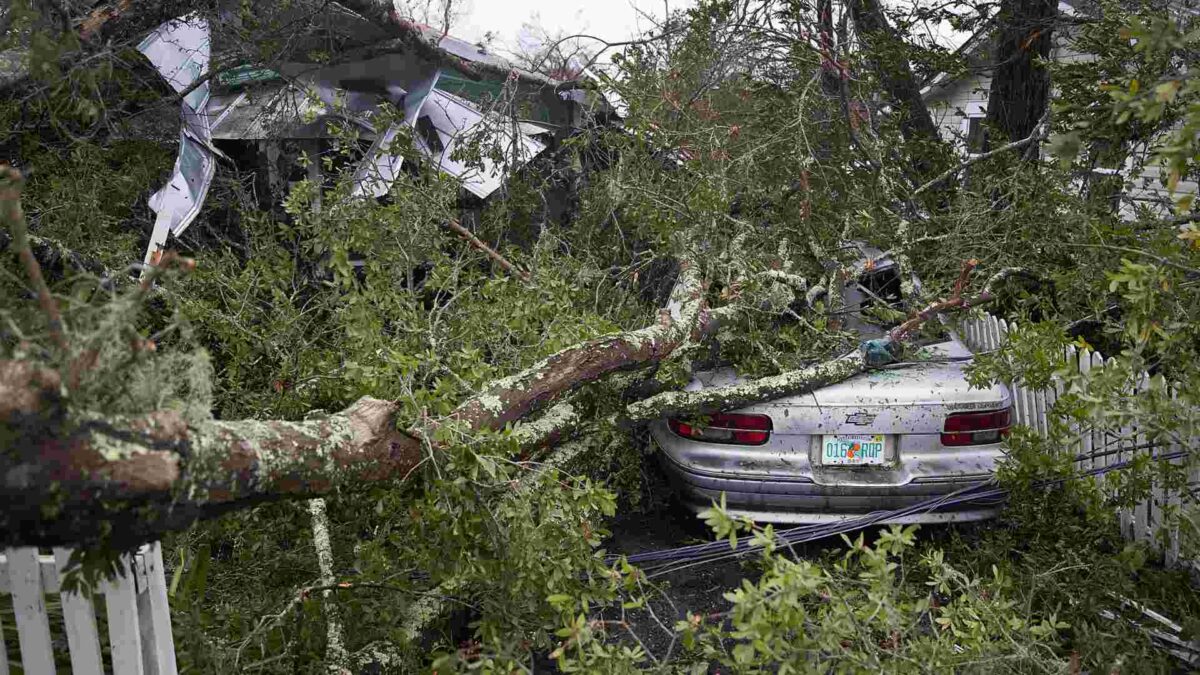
[{"xmin": 2, "ymin": 0, "xmax": 1200, "ymax": 671}]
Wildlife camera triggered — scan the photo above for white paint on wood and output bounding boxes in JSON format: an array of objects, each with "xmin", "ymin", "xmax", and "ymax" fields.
[
  {"xmin": 5, "ymin": 547, "xmax": 57, "ymax": 674},
  {"xmin": 102, "ymin": 556, "xmax": 146, "ymax": 675},
  {"xmin": 960, "ymin": 314, "xmax": 1196, "ymax": 568},
  {"xmin": 53, "ymin": 548, "xmax": 104, "ymax": 675},
  {"xmin": 0, "ymin": 603, "xmax": 10, "ymax": 675},
  {"xmin": 1, "ymin": 544, "xmax": 176, "ymax": 673},
  {"xmin": 922, "ymin": 43, "xmax": 1196, "ymax": 222},
  {"xmin": 0, "ymin": 555, "xmax": 59, "ymax": 595},
  {"xmin": 139, "ymin": 544, "xmax": 178, "ymax": 675},
  {"xmin": 1092, "ymin": 354, "xmax": 1108, "ymax": 484}
]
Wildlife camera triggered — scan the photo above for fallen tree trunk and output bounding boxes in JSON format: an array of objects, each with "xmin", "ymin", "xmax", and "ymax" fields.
[
  {"xmin": 0, "ymin": 266, "xmax": 698, "ymax": 545},
  {"xmin": 1, "ymin": 164, "xmax": 1013, "ymax": 548},
  {"xmin": 1, "ymin": 163, "xmax": 710, "ymax": 545}
]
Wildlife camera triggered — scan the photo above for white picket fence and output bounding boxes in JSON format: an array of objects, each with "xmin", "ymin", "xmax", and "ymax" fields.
[
  {"xmin": 0, "ymin": 543, "xmax": 176, "ymax": 674},
  {"xmin": 958, "ymin": 314, "xmax": 1196, "ymax": 568}
]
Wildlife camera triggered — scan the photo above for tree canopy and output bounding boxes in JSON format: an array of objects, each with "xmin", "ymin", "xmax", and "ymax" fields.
[{"xmin": 1, "ymin": 0, "xmax": 1199, "ymax": 670}]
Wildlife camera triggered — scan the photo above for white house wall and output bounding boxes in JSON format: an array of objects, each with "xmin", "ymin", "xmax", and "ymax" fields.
[
  {"xmin": 921, "ymin": 24, "xmax": 1195, "ymax": 220},
  {"xmin": 924, "ymin": 74, "xmax": 991, "ymax": 147}
]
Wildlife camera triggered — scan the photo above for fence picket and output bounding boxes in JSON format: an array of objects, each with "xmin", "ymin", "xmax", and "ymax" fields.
[
  {"xmin": 1094, "ymin": 354, "xmax": 1110, "ymax": 487},
  {"xmin": 1062, "ymin": 345, "xmax": 1078, "ymax": 466},
  {"xmin": 51, "ymin": 549, "xmax": 104, "ymax": 675},
  {"xmin": 1102, "ymin": 356, "xmax": 1134, "ymax": 539},
  {"xmin": 1135, "ymin": 373, "xmax": 1152, "ymax": 545},
  {"xmin": 987, "ymin": 315, "xmax": 1001, "ymax": 351},
  {"xmin": 959, "ymin": 313, "xmax": 1195, "ymax": 565},
  {"xmin": 5, "ymin": 548, "xmax": 56, "ymax": 674},
  {"xmin": 137, "ymin": 543, "xmax": 177, "ymax": 675},
  {"xmin": 1033, "ymin": 388, "xmax": 1048, "ymax": 436},
  {"xmin": 0, "ymin": 602, "xmax": 9, "ymax": 675},
  {"xmin": 102, "ymin": 555, "xmax": 146, "ymax": 675},
  {"xmin": 1075, "ymin": 349, "xmax": 1093, "ymax": 473},
  {"xmin": 1166, "ymin": 386, "xmax": 1183, "ymax": 567},
  {"xmin": 1019, "ymin": 379, "xmax": 1035, "ymax": 429}
]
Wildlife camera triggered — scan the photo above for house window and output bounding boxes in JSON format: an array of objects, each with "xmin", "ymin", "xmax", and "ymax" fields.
[
  {"xmin": 416, "ymin": 115, "xmax": 445, "ymax": 155},
  {"xmin": 965, "ymin": 116, "xmax": 989, "ymax": 155}
]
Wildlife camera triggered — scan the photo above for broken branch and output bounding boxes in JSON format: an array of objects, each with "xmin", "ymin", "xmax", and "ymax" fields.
[
  {"xmin": 629, "ymin": 261, "xmax": 1011, "ymax": 424},
  {"xmin": 0, "ymin": 253, "xmax": 708, "ymax": 545},
  {"xmin": 1, "ymin": 165, "xmax": 67, "ymax": 352},
  {"xmin": 625, "ymin": 351, "xmax": 868, "ymax": 422},
  {"xmin": 443, "ymin": 220, "xmax": 530, "ymax": 281},
  {"xmin": 911, "ymin": 113, "xmax": 1051, "ymax": 197}
]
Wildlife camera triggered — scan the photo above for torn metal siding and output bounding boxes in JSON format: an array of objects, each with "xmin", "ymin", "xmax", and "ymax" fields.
[
  {"xmin": 134, "ymin": 13, "xmax": 577, "ymax": 263},
  {"xmin": 138, "ymin": 14, "xmax": 217, "ymax": 266},
  {"xmin": 352, "ymin": 69, "xmax": 442, "ymax": 198},
  {"xmin": 414, "ymin": 89, "xmax": 547, "ymax": 199}
]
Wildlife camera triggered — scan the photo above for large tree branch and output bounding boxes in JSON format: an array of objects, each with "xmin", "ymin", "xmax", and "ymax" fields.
[
  {"xmin": 846, "ymin": 0, "xmax": 940, "ymax": 147},
  {"xmin": 626, "ymin": 351, "xmax": 868, "ymax": 422},
  {"xmin": 0, "ymin": 220, "xmax": 707, "ymax": 546},
  {"xmin": 911, "ymin": 114, "xmax": 1050, "ymax": 196},
  {"xmin": 330, "ymin": 0, "xmax": 561, "ymax": 88},
  {"xmin": 448, "ymin": 261, "xmax": 704, "ymax": 431},
  {"xmin": 626, "ymin": 262, "xmax": 1000, "ymax": 423}
]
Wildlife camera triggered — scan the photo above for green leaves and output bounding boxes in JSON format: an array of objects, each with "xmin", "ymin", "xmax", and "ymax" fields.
[{"xmin": 698, "ymin": 493, "xmax": 751, "ymax": 549}]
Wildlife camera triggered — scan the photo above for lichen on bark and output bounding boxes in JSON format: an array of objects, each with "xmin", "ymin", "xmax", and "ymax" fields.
[{"xmin": 626, "ymin": 351, "xmax": 869, "ymax": 421}]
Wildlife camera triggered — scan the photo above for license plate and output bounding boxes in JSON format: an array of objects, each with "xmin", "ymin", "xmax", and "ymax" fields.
[{"xmin": 820, "ymin": 434, "xmax": 888, "ymax": 466}]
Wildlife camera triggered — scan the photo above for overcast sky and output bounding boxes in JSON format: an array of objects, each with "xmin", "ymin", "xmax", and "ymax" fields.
[
  {"xmin": 426, "ymin": 0, "xmax": 966, "ymax": 64},
  {"xmin": 435, "ymin": 0, "xmax": 695, "ymax": 60}
]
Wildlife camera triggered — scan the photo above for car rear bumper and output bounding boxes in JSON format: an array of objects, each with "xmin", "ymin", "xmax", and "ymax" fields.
[{"xmin": 656, "ymin": 447, "xmax": 1003, "ymax": 524}]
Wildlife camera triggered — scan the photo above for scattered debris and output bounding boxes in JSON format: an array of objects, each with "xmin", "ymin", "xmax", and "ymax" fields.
[{"xmin": 138, "ymin": 13, "xmax": 217, "ymax": 266}]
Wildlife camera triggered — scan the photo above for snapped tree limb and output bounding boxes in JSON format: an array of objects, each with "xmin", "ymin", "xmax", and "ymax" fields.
[
  {"xmin": 0, "ymin": 159, "xmax": 707, "ymax": 546},
  {"xmin": 628, "ymin": 261, "xmax": 995, "ymax": 424},
  {"xmin": 330, "ymin": 0, "xmax": 563, "ymax": 88}
]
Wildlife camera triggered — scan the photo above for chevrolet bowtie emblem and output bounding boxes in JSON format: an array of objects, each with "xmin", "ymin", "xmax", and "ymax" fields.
[{"xmin": 845, "ymin": 412, "xmax": 876, "ymax": 426}]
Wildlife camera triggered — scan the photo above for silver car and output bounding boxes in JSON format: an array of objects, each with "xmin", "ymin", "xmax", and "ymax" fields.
[{"xmin": 650, "ymin": 246, "xmax": 1013, "ymax": 524}]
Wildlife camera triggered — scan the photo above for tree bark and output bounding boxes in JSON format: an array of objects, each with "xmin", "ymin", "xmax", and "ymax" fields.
[
  {"xmin": 625, "ymin": 352, "xmax": 868, "ymax": 422},
  {"xmin": 0, "ymin": 259, "xmax": 705, "ymax": 546},
  {"xmin": 985, "ymin": 0, "xmax": 1057, "ymax": 149},
  {"xmin": 846, "ymin": 0, "xmax": 940, "ymax": 146}
]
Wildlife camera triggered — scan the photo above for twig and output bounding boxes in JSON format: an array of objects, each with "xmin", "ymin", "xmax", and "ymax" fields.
[
  {"xmin": 1063, "ymin": 242, "xmax": 1200, "ymax": 276},
  {"xmin": 952, "ymin": 258, "xmax": 979, "ymax": 298},
  {"xmin": 443, "ymin": 219, "xmax": 531, "ymax": 281},
  {"xmin": 1, "ymin": 165, "xmax": 67, "ymax": 352},
  {"xmin": 911, "ymin": 114, "xmax": 1050, "ymax": 197},
  {"xmin": 135, "ymin": 250, "xmax": 195, "ymax": 295},
  {"xmin": 888, "ymin": 259, "xmax": 982, "ymax": 342}
]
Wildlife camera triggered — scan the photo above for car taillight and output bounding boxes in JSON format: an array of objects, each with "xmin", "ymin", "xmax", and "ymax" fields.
[
  {"xmin": 941, "ymin": 408, "xmax": 1011, "ymax": 446},
  {"xmin": 668, "ymin": 413, "xmax": 772, "ymax": 445}
]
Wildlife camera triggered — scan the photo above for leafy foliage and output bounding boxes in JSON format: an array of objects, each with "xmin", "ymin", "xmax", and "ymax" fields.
[{"xmin": 2, "ymin": 0, "xmax": 1200, "ymax": 671}]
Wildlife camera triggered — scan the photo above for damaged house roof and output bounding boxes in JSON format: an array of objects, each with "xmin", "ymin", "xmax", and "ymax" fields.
[{"xmin": 138, "ymin": 7, "xmax": 612, "ymax": 265}]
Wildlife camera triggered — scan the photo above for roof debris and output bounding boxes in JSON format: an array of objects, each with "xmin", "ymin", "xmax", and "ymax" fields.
[{"xmin": 134, "ymin": 12, "xmax": 611, "ymax": 262}]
